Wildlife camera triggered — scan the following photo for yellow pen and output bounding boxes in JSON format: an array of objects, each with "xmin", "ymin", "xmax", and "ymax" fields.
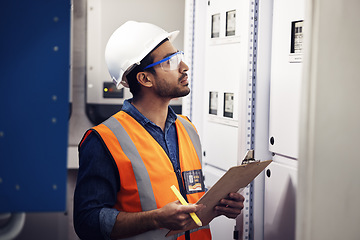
[{"xmin": 170, "ymin": 185, "xmax": 202, "ymax": 227}]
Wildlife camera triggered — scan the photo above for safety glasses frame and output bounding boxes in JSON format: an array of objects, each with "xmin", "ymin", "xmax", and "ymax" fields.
[{"xmin": 143, "ymin": 51, "xmax": 184, "ymax": 71}]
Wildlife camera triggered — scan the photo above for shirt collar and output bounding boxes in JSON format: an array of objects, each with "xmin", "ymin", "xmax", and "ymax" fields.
[{"xmin": 121, "ymin": 99, "xmax": 178, "ymax": 127}]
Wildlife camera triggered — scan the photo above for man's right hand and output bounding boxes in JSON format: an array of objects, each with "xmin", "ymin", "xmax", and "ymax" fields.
[
  {"xmin": 155, "ymin": 200, "xmax": 205, "ymax": 230},
  {"xmin": 110, "ymin": 200, "xmax": 204, "ymax": 239}
]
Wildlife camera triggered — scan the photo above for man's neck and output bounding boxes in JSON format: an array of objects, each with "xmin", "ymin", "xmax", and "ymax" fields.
[{"xmin": 131, "ymin": 96, "xmax": 170, "ymax": 131}]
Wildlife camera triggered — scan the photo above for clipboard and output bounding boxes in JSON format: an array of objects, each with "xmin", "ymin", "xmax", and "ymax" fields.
[{"xmin": 166, "ymin": 156, "xmax": 272, "ymax": 237}]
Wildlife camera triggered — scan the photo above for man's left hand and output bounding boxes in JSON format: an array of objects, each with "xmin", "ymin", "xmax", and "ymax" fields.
[{"xmin": 214, "ymin": 192, "xmax": 245, "ymax": 219}]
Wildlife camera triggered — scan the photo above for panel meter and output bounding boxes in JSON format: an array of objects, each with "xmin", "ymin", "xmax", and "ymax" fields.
[
  {"xmin": 289, "ymin": 20, "xmax": 304, "ymax": 63},
  {"xmin": 211, "ymin": 13, "xmax": 220, "ymax": 38},
  {"xmin": 291, "ymin": 20, "xmax": 304, "ymax": 53},
  {"xmin": 223, "ymin": 92, "xmax": 234, "ymax": 118},
  {"xmin": 226, "ymin": 10, "xmax": 236, "ymax": 36},
  {"xmin": 209, "ymin": 91, "xmax": 219, "ymax": 115}
]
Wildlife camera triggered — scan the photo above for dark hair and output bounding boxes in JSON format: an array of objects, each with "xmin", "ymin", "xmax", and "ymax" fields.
[
  {"xmin": 126, "ymin": 38, "xmax": 169, "ymax": 97},
  {"xmin": 126, "ymin": 53, "xmax": 155, "ymax": 96}
]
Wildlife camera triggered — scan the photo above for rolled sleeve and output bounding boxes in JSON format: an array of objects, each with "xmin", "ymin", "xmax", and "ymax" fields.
[
  {"xmin": 99, "ymin": 208, "xmax": 120, "ymax": 240},
  {"xmin": 74, "ymin": 132, "xmax": 120, "ymax": 240}
]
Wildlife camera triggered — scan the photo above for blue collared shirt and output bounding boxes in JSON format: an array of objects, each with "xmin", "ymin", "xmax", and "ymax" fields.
[{"xmin": 74, "ymin": 99, "xmax": 181, "ymax": 240}]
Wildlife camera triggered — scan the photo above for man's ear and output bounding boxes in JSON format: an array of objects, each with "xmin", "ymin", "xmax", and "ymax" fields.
[{"xmin": 136, "ymin": 72, "xmax": 153, "ymax": 87}]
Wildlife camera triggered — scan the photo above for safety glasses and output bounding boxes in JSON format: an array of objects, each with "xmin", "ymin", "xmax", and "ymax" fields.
[{"xmin": 144, "ymin": 51, "xmax": 184, "ymax": 72}]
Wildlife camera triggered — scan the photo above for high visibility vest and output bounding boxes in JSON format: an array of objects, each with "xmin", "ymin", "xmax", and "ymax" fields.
[{"xmin": 81, "ymin": 111, "xmax": 211, "ymax": 240}]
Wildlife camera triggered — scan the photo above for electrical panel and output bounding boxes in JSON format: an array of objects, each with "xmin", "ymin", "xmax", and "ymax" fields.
[
  {"xmin": 268, "ymin": 0, "xmax": 305, "ymax": 159},
  {"xmin": 200, "ymin": 0, "xmax": 252, "ymax": 238},
  {"xmin": 264, "ymin": 159, "xmax": 297, "ymax": 240},
  {"xmin": 264, "ymin": 0, "xmax": 305, "ymax": 239},
  {"xmin": 202, "ymin": 0, "xmax": 248, "ymax": 172}
]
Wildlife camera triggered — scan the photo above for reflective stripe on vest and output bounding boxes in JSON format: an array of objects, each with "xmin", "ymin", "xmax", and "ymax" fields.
[
  {"xmin": 177, "ymin": 116, "xmax": 202, "ymax": 164},
  {"xmin": 102, "ymin": 116, "xmax": 157, "ymax": 211}
]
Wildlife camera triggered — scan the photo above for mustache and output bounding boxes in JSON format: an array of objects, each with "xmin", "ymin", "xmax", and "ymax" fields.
[{"xmin": 179, "ymin": 73, "xmax": 188, "ymax": 82}]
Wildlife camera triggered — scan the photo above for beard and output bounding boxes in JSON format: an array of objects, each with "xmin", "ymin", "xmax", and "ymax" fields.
[{"xmin": 154, "ymin": 73, "xmax": 191, "ymax": 98}]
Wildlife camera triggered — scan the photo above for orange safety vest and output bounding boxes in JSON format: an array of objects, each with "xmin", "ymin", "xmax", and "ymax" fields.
[{"xmin": 81, "ymin": 111, "xmax": 211, "ymax": 240}]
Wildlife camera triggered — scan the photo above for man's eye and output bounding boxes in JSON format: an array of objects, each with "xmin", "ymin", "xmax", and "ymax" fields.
[{"xmin": 169, "ymin": 58, "xmax": 177, "ymax": 64}]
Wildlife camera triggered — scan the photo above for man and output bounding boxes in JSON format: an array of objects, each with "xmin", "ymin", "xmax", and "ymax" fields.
[{"xmin": 74, "ymin": 21, "xmax": 244, "ymax": 240}]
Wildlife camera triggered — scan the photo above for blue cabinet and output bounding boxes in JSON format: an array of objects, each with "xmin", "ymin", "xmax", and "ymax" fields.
[{"xmin": 0, "ymin": 0, "xmax": 70, "ymax": 212}]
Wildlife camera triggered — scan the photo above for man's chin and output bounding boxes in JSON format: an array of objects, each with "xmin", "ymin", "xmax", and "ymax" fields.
[{"xmin": 173, "ymin": 88, "xmax": 190, "ymax": 99}]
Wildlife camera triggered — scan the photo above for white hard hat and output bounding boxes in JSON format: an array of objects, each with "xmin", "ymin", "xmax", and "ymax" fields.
[{"xmin": 105, "ymin": 21, "xmax": 179, "ymax": 88}]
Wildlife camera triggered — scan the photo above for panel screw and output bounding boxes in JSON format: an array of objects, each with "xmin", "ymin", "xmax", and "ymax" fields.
[
  {"xmin": 52, "ymin": 95, "xmax": 57, "ymax": 101},
  {"xmin": 53, "ymin": 46, "xmax": 59, "ymax": 52},
  {"xmin": 52, "ymin": 118, "xmax": 57, "ymax": 123}
]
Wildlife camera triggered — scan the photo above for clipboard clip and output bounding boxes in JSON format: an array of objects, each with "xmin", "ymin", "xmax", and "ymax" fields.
[{"xmin": 241, "ymin": 149, "xmax": 260, "ymax": 165}]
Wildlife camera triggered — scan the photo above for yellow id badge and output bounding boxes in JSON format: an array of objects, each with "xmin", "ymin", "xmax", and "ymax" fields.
[{"xmin": 182, "ymin": 169, "xmax": 205, "ymax": 194}]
